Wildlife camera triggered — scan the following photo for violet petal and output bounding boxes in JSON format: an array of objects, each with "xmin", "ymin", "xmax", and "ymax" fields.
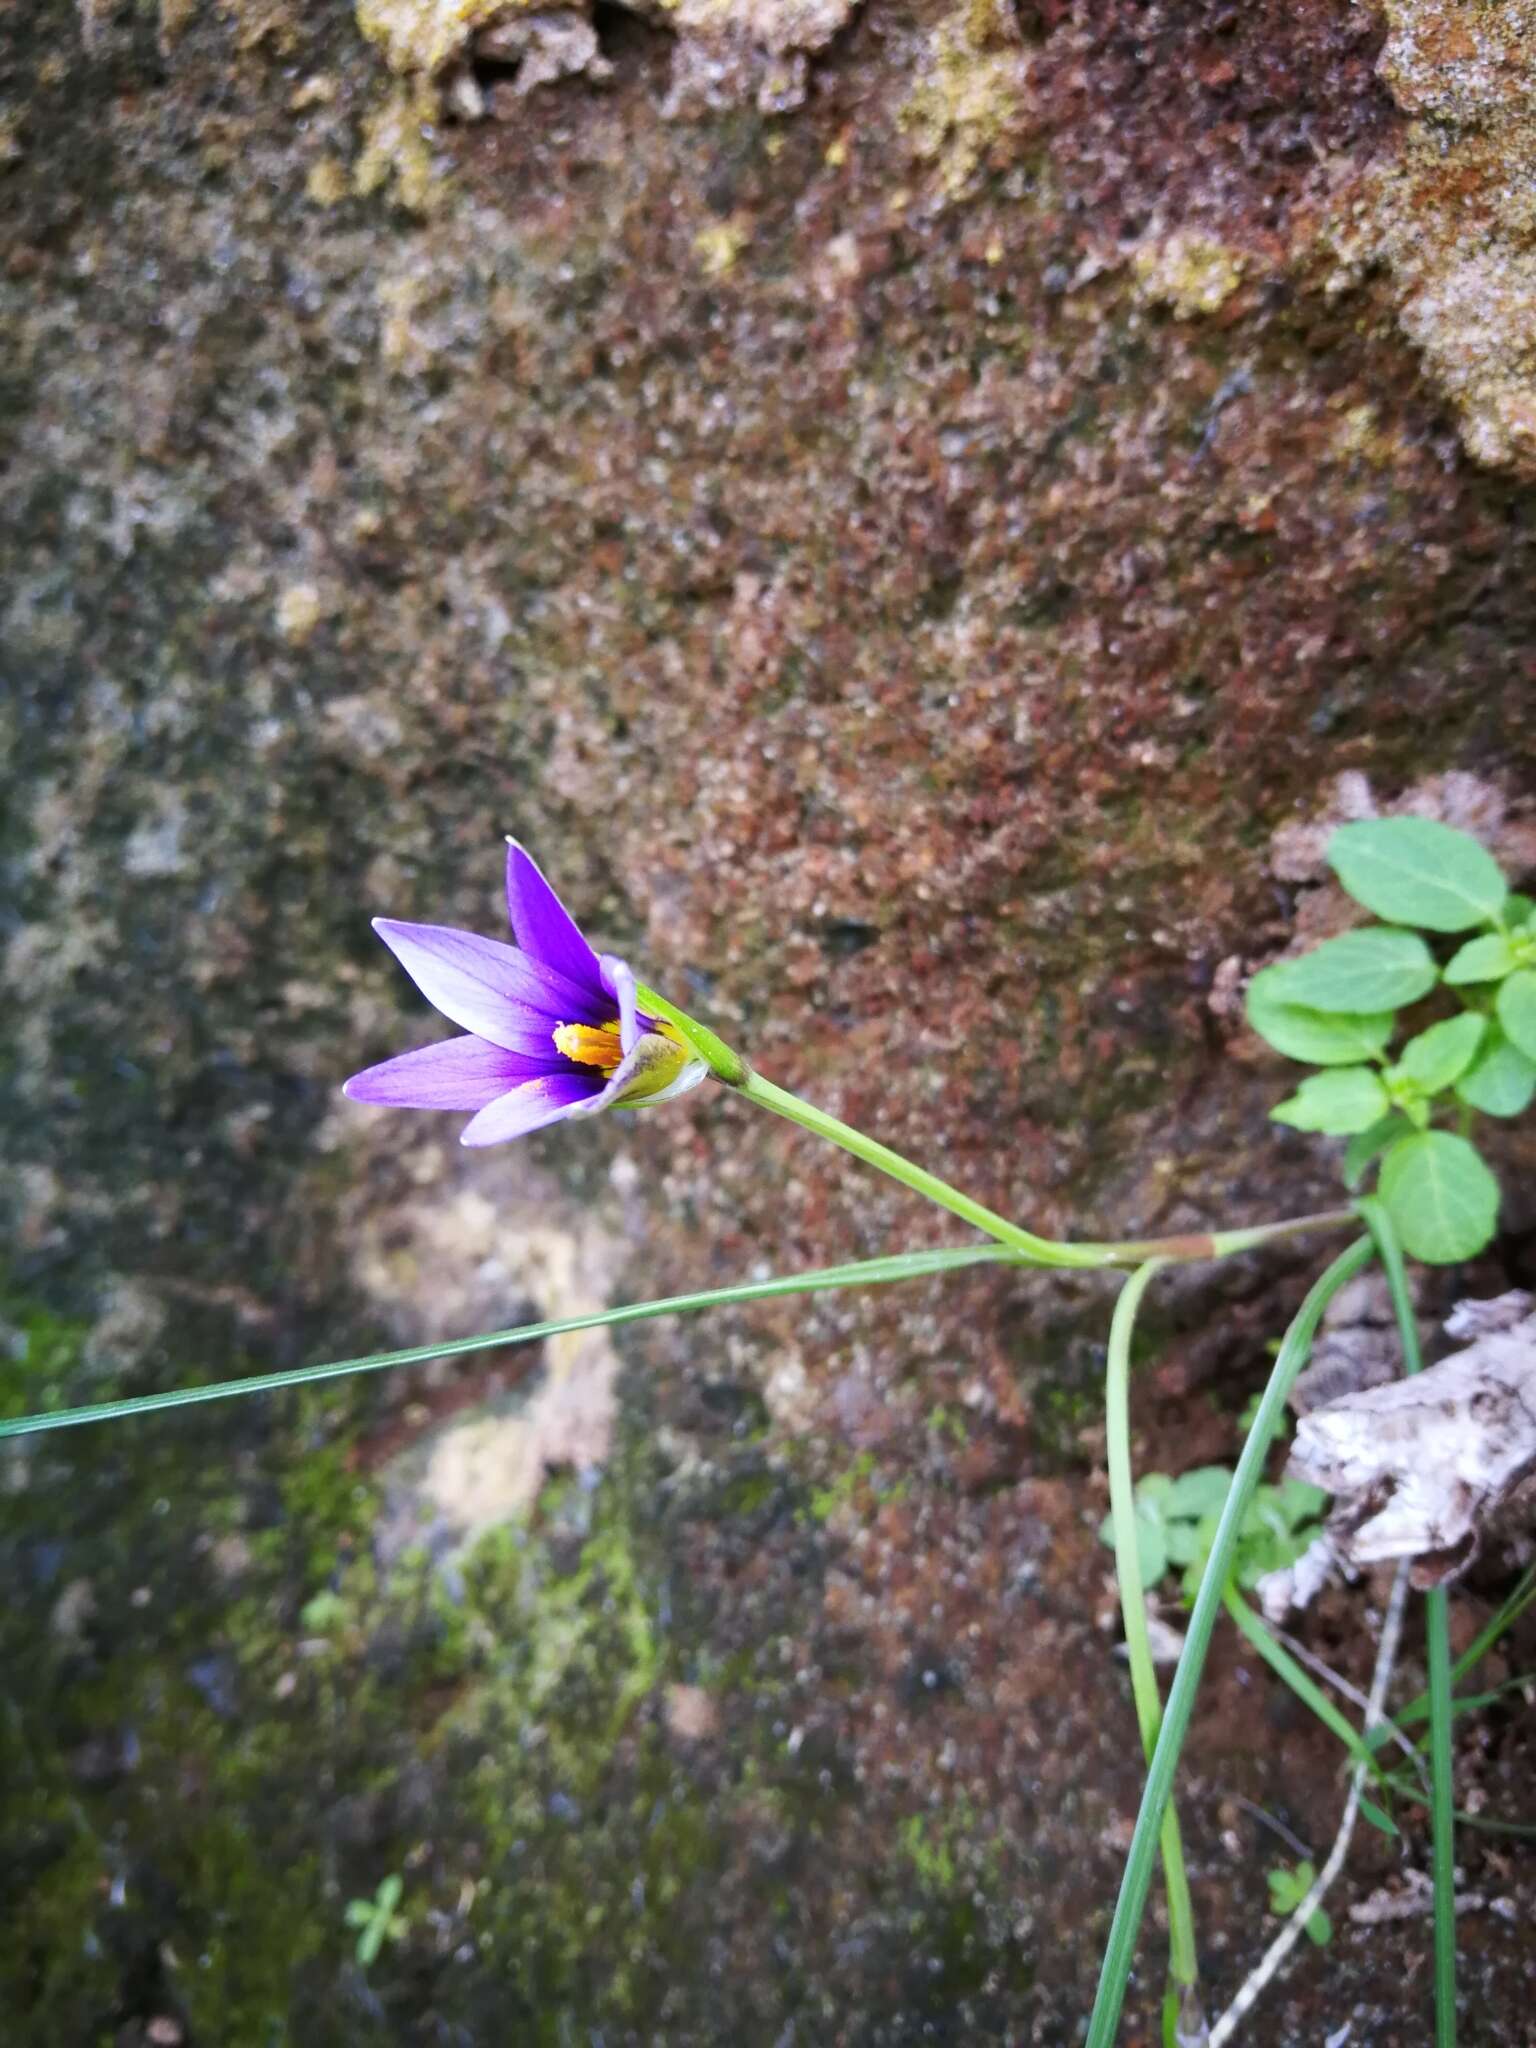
[
  {"xmin": 343, "ymin": 1035, "xmax": 562, "ymax": 1110},
  {"xmin": 374, "ymin": 919, "xmax": 607, "ymax": 1051},
  {"xmin": 601, "ymin": 953, "xmax": 641, "ymax": 1055},
  {"xmin": 459, "ymin": 1072, "xmax": 598, "ymax": 1147},
  {"xmin": 505, "ymin": 839, "xmax": 604, "ymax": 991}
]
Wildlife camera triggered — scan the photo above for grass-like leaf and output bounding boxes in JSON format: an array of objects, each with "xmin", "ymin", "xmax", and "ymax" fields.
[{"xmin": 0, "ymin": 1245, "xmax": 1019, "ymax": 1440}]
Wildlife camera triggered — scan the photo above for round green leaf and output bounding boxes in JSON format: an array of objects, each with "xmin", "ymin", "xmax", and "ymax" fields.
[
  {"xmin": 1266, "ymin": 927, "xmax": 1438, "ymax": 1013},
  {"xmin": 1099, "ymin": 1493, "xmax": 1170, "ymax": 1587},
  {"xmin": 1246, "ymin": 965, "xmax": 1395, "ymax": 1066},
  {"xmin": 1164, "ymin": 1465, "xmax": 1233, "ymax": 1519},
  {"xmin": 1343, "ymin": 1113, "xmax": 1413, "ymax": 1187},
  {"xmin": 1392, "ymin": 1012, "xmax": 1486, "ymax": 1094},
  {"xmin": 1444, "ymin": 932, "xmax": 1516, "ymax": 985},
  {"xmin": 1271, "ymin": 1066, "xmax": 1390, "ymax": 1135},
  {"xmin": 1277, "ymin": 1481, "xmax": 1328, "ymax": 1529},
  {"xmin": 1328, "ymin": 819, "xmax": 1508, "ymax": 933},
  {"xmin": 1134, "ymin": 1514, "xmax": 1169, "ymax": 1589},
  {"xmin": 1378, "ymin": 1131, "xmax": 1500, "ymax": 1264},
  {"xmin": 1163, "ymin": 1521, "xmax": 1203, "ymax": 1566},
  {"xmin": 1496, "ymin": 969, "xmax": 1536, "ymax": 1061},
  {"xmin": 1456, "ymin": 1033, "xmax": 1536, "ymax": 1118}
]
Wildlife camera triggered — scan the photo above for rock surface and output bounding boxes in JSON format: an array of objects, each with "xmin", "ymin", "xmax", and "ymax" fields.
[{"xmin": 3, "ymin": 0, "xmax": 1536, "ymax": 2040}]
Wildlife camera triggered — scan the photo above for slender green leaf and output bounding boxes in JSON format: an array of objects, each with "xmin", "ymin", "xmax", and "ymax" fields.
[
  {"xmin": 1393, "ymin": 1013, "xmax": 1486, "ymax": 1094},
  {"xmin": 1456, "ymin": 1034, "xmax": 1536, "ymax": 1118},
  {"xmin": 1496, "ymin": 969, "xmax": 1536, "ymax": 1061},
  {"xmin": 1246, "ymin": 966, "xmax": 1395, "ymax": 1066},
  {"xmin": 1329, "ymin": 819, "xmax": 1508, "ymax": 933},
  {"xmin": 1100, "ymin": 1260, "xmax": 1202, "ymax": 2009},
  {"xmin": 1359, "ymin": 1797, "xmax": 1400, "ymax": 1838},
  {"xmin": 1344, "ymin": 1114, "xmax": 1414, "ymax": 1187},
  {"xmin": 1084, "ymin": 1239, "xmax": 1374, "ymax": 2048},
  {"xmin": 0, "ymin": 1245, "xmax": 1019, "ymax": 1440},
  {"xmin": 1361, "ymin": 1200, "xmax": 1460, "ymax": 2048},
  {"xmin": 1272, "ymin": 1067, "xmax": 1390, "ymax": 1135},
  {"xmin": 1267, "ymin": 928, "xmax": 1439, "ymax": 1013},
  {"xmin": 1443, "ymin": 933, "xmax": 1516, "ymax": 985},
  {"xmin": 1379, "ymin": 1131, "xmax": 1500, "ymax": 1264}
]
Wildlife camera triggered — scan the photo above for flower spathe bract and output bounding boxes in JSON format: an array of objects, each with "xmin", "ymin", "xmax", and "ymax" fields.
[{"xmin": 343, "ymin": 840, "xmax": 708, "ymax": 1145}]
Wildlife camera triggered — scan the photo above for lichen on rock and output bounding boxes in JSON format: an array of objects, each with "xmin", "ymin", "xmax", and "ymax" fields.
[
  {"xmin": 1132, "ymin": 229, "xmax": 1246, "ymax": 319},
  {"xmin": 1349, "ymin": 0, "xmax": 1536, "ymax": 476},
  {"xmin": 356, "ymin": 0, "xmax": 539, "ymax": 75},
  {"xmin": 899, "ymin": 0, "xmax": 1034, "ymax": 197},
  {"xmin": 351, "ymin": 0, "xmax": 859, "ymax": 113}
]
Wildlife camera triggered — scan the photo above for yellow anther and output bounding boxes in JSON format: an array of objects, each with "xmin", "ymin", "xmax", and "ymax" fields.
[{"xmin": 552, "ymin": 1019, "xmax": 625, "ymax": 1075}]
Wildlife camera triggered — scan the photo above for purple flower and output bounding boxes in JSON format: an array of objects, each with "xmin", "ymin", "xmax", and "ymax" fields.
[{"xmin": 343, "ymin": 840, "xmax": 707, "ymax": 1146}]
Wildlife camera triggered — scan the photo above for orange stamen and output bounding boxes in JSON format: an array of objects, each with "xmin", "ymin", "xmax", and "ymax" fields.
[{"xmin": 552, "ymin": 1018, "xmax": 625, "ymax": 1075}]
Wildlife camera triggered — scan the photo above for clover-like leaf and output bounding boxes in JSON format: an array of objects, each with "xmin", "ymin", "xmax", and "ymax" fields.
[
  {"xmin": 1269, "ymin": 1477, "xmax": 1329, "ymax": 1528},
  {"xmin": 1391, "ymin": 1012, "xmax": 1486, "ymax": 1095},
  {"xmin": 1163, "ymin": 1520, "xmax": 1204, "ymax": 1567},
  {"xmin": 1456, "ymin": 1033, "xmax": 1536, "ymax": 1118},
  {"xmin": 1378, "ymin": 1131, "xmax": 1500, "ymax": 1264},
  {"xmin": 1271, "ymin": 1067, "xmax": 1390, "ymax": 1135},
  {"xmin": 1245, "ymin": 966, "xmax": 1395, "ymax": 1066},
  {"xmin": 1164, "ymin": 1465, "xmax": 1233, "ymax": 1519},
  {"xmin": 1444, "ymin": 933, "xmax": 1516, "ymax": 985},
  {"xmin": 1266, "ymin": 928, "xmax": 1438, "ymax": 1013},
  {"xmin": 1496, "ymin": 970, "xmax": 1536, "ymax": 1062},
  {"xmin": 1098, "ymin": 1496, "xmax": 1169, "ymax": 1588},
  {"xmin": 1329, "ymin": 819, "xmax": 1508, "ymax": 933}
]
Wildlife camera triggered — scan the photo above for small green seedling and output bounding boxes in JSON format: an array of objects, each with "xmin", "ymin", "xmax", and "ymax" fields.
[
  {"xmin": 1236, "ymin": 1384, "xmax": 1287, "ymax": 1440},
  {"xmin": 1099, "ymin": 1466, "xmax": 1327, "ymax": 1598},
  {"xmin": 1266, "ymin": 1860, "xmax": 1332, "ymax": 1945},
  {"xmin": 1248, "ymin": 819, "xmax": 1534, "ymax": 1262},
  {"xmin": 344, "ymin": 1873, "xmax": 409, "ymax": 1968}
]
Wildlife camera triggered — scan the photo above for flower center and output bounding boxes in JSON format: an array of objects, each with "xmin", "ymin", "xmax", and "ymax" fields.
[{"xmin": 552, "ymin": 1018, "xmax": 626, "ymax": 1075}]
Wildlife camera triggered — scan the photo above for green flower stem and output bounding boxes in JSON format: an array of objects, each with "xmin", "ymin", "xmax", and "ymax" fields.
[
  {"xmin": 1358, "ymin": 1196, "xmax": 1457, "ymax": 2048},
  {"xmin": 634, "ymin": 981, "xmax": 749, "ymax": 1086},
  {"xmin": 1104, "ymin": 1261, "xmax": 1201, "ymax": 2014},
  {"xmin": 737, "ymin": 1070, "xmax": 1100, "ymax": 1265},
  {"xmin": 0, "ymin": 1244, "xmax": 1020, "ymax": 1442},
  {"xmin": 1085, "ymin": 1236, "xmax": 1374, "ymax": 2048},
  {"xmin": 1222, "ymin": 1586, "xmax": 1393, "ymax": 1784},
  {"xmin": 734, "ymin": 1067, "xmax": 1353, "ymax": 1270}
]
